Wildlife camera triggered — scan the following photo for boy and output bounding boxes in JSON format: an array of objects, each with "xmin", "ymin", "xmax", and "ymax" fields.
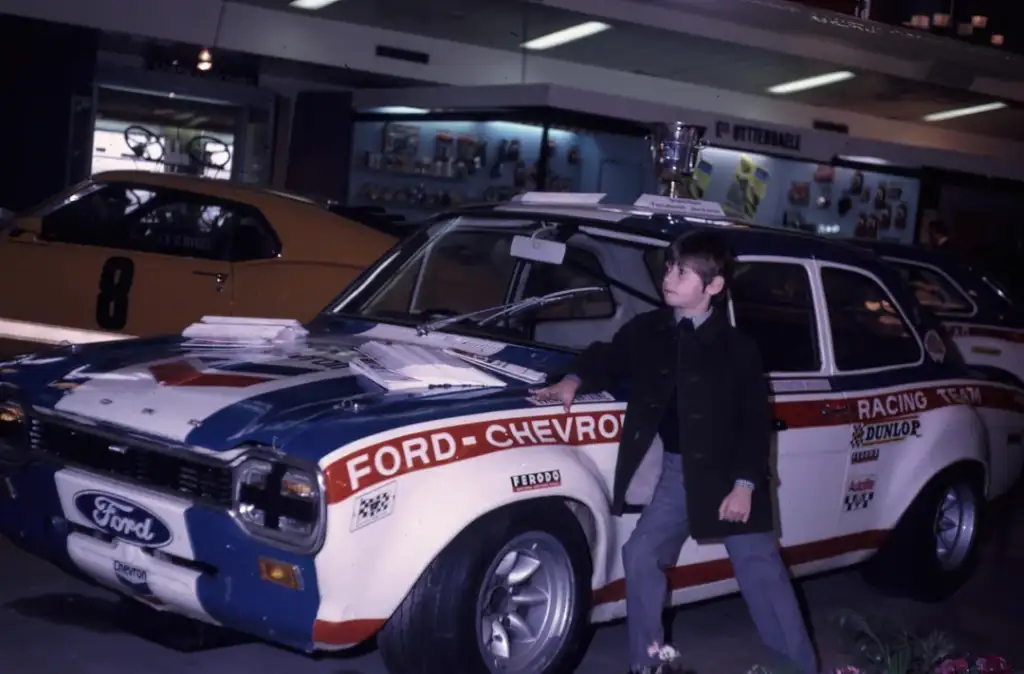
[{"xmin": 530, "ymin": 230, "xmax": 819, "ymax": 674}]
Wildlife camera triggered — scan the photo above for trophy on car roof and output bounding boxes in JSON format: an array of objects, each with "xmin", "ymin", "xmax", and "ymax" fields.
[{"xmin": 650, "ymin": 121, "xmax": 707, "ymax": 199}]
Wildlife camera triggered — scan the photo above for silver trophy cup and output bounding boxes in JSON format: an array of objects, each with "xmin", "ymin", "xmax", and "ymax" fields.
[{"xmin": 650, "ymin": 122, "xmax": 707, "ymax": 198}]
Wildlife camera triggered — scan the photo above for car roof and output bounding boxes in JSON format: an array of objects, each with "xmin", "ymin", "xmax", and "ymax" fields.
[
  {"xmin": 446, "ymin": 193, "xmax": 884, "ymax": 271},
  {"xmin": 91, "ymin": 170, "xmax": 323, "ymax": 209},
  {"xmin": 849, "ymin": 239, "xmax": 965, "ymax": 267}
]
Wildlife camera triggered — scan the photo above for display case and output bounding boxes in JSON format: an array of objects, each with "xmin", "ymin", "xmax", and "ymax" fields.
[
  {"xmin": 347, "ymin": 109, "xmax": 592, "ymax": 215},
  {"xmin": 347, "ymin": 89, "xmax": 925, "ymax": 244}
]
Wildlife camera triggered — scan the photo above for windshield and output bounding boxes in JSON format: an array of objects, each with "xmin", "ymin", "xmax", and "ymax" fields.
[{"xmin": 325, "ymin": 214, "xmax": 667, "ymax": 351}]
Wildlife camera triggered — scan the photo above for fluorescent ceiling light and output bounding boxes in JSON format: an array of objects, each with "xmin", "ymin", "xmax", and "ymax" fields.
[
  {"xmin": 767, "ymin": 71, "xmax": 855, "ymax": 95},
  {"xmin": 290, "ymin": 0, "xmax": 342, "ymax": 9},
  {"xmin": 839, "ymin": 155, "xmax": 889, "ymax": 165},
  {"xmin": 521, "ymin": 21, "xmax": 611, "ymax": 50},
  {"xmin": 371, "ymin": 106, "xmax": 429, "ymax": 114},
  {"xmin": 922, "ymin": 101, "xmax": 1007, "ymax": 122}
]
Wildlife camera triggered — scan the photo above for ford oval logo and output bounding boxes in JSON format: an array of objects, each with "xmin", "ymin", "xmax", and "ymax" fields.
[{"xmin": 72, "ymin": 491, "xmax": 173, "ymax": 548}]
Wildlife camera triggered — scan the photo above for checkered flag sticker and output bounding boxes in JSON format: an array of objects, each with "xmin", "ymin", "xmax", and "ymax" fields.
[
  {"xmin": 844, "ymin": 491, "xmax": 873, "ymax": 511},
  {"xmin": 351, "ymin": 481, "xmax": 397, "ymax": 531},
  {"xmin": 850, "ymin": 424, "xmax": 865, "ymax": 448}
]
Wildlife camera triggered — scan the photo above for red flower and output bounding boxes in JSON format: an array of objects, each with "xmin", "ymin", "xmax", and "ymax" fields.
[
  {"xmin": 936, "ymin": 658, "xmax": 971, "ymax": 674},
  {"xmin": 975, "ymin": 656, "xmax": 1012, "ymax": 673}
]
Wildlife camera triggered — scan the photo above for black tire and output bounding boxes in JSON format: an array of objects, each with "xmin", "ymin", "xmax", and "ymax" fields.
[
  {"xmin": 377, "ymin": 498, "xmax": 593, "ymax": 674},
  {"xmin": 862, "ymin": 465, "xmax": 984, "ymax": 602}
]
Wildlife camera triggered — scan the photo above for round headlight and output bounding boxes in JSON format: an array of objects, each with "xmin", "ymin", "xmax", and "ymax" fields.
[{"xmin": 0, "ymin": 401, "xmax": 24, "ymax": 425}]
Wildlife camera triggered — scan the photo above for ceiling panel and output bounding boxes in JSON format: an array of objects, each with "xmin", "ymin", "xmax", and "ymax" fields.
[{"xmin": 238, "ymin": 0, "xmax": 1024, "ymax": 140}]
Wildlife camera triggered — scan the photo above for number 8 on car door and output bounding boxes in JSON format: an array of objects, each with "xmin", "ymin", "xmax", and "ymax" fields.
[{"xmin": 4, "ymin": 181, "xmax": 234, "ymax": 337}]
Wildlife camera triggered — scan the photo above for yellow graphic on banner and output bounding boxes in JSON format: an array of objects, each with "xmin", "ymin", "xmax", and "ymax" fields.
[
  {"xmin": 723, "ymin": 154, "xmax": 770, "ymax": 221},
  {"xmin": 686, "ymin": 159, "xmax": 714, "ymax": 200}
]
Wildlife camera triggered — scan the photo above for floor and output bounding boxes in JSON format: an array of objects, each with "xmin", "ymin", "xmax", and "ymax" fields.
[{"xmin": 1, "ymin": 484, "xmax": 1021, "ymax": 674}]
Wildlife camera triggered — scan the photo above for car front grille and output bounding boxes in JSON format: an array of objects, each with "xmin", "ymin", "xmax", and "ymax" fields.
[{"xmin": 29, "ymin": 418, "xmax": 234, "ymax": 508}]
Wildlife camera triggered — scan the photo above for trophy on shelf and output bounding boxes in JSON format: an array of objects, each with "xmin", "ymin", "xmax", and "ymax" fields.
[{"xmin": 649, "ymin": 121, "xmax": 707, "ymax": 199}]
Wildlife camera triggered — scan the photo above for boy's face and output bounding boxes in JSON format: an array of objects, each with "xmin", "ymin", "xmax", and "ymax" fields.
[{"xmin": 662, "ymin": 261, "xmax": 724, "ymax": 312}]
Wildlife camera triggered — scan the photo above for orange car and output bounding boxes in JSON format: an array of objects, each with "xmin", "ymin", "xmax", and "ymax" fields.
[{"xmin": 0, "ymin": 171, "xmax": 399, "ymax": 348}]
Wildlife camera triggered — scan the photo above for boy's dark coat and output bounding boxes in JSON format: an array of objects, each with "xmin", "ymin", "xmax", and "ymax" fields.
[{"xmin": 567, "ymin": 306, "xmax": 776, "ymax": 540}]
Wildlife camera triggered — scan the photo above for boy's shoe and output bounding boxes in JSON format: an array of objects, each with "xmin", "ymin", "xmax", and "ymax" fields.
[
  {"xmin": 648, "ymin": 643, "xmax": 683, "ymax": 664},
  {"xmin": 628, "ymin": 643, "xmax": 684, "ymax": 673}
]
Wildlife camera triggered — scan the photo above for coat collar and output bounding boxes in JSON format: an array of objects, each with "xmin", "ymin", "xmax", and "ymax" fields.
[{"xmin": 658, "ymin": 305, "xmax": 729, "ymax": 343}]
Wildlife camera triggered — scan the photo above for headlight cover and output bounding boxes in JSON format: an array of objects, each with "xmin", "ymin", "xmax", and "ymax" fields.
[{"xmin": 231, "ymin": 455, "xmax": 325, "ymax": 553}]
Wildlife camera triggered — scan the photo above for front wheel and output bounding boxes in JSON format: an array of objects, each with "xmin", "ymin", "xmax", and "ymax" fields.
[
  {"xmin": 863, "ymin": 466, "xmax": 983, "ymax": 602},
  {"xmin": 377, "ymin": 499, "xmax": 593, "ymax": 674}
]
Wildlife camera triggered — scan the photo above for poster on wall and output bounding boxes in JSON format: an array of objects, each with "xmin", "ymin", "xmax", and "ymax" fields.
[
  {"xmin": 686, "ymin": 158, "xmax": 715, "ymax": 200},
  {"xmin": 721, "ymin": 154, "xmax": 770, "ymax": 221}
]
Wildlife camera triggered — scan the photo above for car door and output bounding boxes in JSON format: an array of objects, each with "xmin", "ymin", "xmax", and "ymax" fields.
[
  {"xmin": 815, "ymin": 262, "xmax": 930, "ymax": 538},
  {"xmin": 729, "ymin": 256, "xmax": 854, "ymax": 549},
  {"xmin": 0, "ymin": 181, "xmax": 233, "ymax": 340}
]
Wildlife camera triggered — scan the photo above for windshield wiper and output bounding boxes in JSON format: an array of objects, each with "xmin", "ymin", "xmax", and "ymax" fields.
[{"xmin": 415, "ymin": 286, "xmax": 606, "ymax": 336}]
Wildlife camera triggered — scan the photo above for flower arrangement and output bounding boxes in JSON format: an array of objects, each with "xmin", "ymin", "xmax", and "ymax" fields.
[{"xmin": 746, "ymin": 611, "xmax": 1018, "ymax": 674}]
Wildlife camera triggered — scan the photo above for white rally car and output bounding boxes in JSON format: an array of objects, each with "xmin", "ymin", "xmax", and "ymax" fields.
[
  {"xmin": 856, "ymin": 239, "xmax": 1024, "ymax": 389},
  {"xmin": 1, "ymin": 192, "xmax": 1022, "ymax": 674}
]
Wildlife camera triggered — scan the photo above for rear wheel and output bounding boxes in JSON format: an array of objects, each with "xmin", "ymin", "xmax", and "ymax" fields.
[
  {"xmin": 863, "ymin": 466, "xmax": 983, "ymax": 602},
  {"xmin": 378, "ymin": 499, "xmax": 593, "ymax": 674}
]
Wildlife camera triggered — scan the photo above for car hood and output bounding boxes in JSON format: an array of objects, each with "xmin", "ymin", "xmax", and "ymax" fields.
[{"xmin": 0, "ymin": 321, "xmax": 571, "ymax": 461}]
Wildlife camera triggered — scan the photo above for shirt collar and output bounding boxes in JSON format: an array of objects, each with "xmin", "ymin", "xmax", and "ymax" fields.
[{"xmin": 673, "ymin": 306, "xmax": 713, "ymax": 329}]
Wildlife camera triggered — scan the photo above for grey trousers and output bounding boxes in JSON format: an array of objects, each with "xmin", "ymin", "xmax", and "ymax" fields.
[{"xmin": 622, "ymin": 452, "xmax": 818, "ymax": 673}]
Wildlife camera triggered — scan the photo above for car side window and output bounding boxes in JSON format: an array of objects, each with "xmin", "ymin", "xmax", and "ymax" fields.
[
  {"xmin": 39, "ymin": 182, "xmax": 276, "ymax": 262},
  {"xmin": 730, "ymin": 261, "xmax": 821, "ymax": 373},
  {"xmin": 892, "ymin": 262, "xmax": 974, "ymax": 315},
  {"xmin": 821, "ymin": 266, "xmax": 922, "ymax": 371},
  {"xmin": 40, "ymin": 184, "xmax": 157, "ymax": 248},
  {"xmin": 228, "ymin": 212, "xmax": 279, "ymax": 262},
  {"xmin": 522, "ymin": 247, "xmax": 616, "ymax": 320}
]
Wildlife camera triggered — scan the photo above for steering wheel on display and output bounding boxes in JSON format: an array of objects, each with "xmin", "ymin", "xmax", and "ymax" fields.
[
  {"xmin": 186, "ymin": 135, "xmax": 232, "ymax": 170},
  {"xmin": 124, "ymin": 125, "xmax": 165, "ymax": 163}
]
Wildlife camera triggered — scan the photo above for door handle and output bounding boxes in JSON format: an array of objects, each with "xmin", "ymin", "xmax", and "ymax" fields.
[{"xmin": 772, "ymin": 418, "xmax": 788, "ymax": 431}]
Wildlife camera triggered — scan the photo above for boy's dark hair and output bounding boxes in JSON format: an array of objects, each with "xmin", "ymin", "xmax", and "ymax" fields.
[{"xmin": 665, "ymin": 229, "xmax": 734, "ymax": 289}]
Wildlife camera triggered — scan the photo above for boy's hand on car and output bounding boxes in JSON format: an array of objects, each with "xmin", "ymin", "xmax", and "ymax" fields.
[
  {"xmin": 718, "ymin": 484, "xmax": 752, "ymax": 523},
  {"xmin": 529, "ymin": 377, "xmax": 579, "ymax": 413}
]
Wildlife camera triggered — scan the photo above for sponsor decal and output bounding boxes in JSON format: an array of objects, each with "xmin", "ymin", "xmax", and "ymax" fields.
[
  {"xmin": 112, "ymin": 560, "xmax": 164, "ymax": 606},
  {"xmin": 149, "ymin": 353, "xmax": 351, "ymax": 388},
  {"xmin": 73, "ymin": 491, "xmax": 173, "ymax": 548},
  {"xmin": 844, "ymin": 476, "xmax": 875, "ymax": 512},
  {"xmin": 934, "ymin": 385, "xmax": 983, "ymax": 407},
  {"xmin": 114, "ymin": 560, "xmax": 148, "ymax": 586},
  {"xmin": 945, "ymin": 323, "xmax": 1024, "ymax": 344},
  {"xmin": 351, "ymin": 481, "xmax": 397, "ymax": 532},
  {"xmin": 923, "ymin": 330, "xmax": 946, "ymax": 363},
  {"xmin": 850, "ymin": 448, "xmax": 880, "ymax": 464},
  {"xmin": 777, "ymin": 382, "xmax": 1024, "ymax": 430},
  {"xmin": 852, "ymin": 385, "xmax": 983, "ymax": 423},
  {"xmin": 526, "ymin": 391, "xmax": 616, "ymax": 406},
  {"xmin": 327, "ymin": 409, "xmax": 624, "ymax": 502},
  {"xmin": 851, "ymin": 417, "xmax": 921, "ymax": 448},
  {"xmin": 510, "ymin": 470, "xmax": 562, "ymax": 493},
  {"xmin": 854, "ymin": 390, "xmax": 928, "ymax": 422}
]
